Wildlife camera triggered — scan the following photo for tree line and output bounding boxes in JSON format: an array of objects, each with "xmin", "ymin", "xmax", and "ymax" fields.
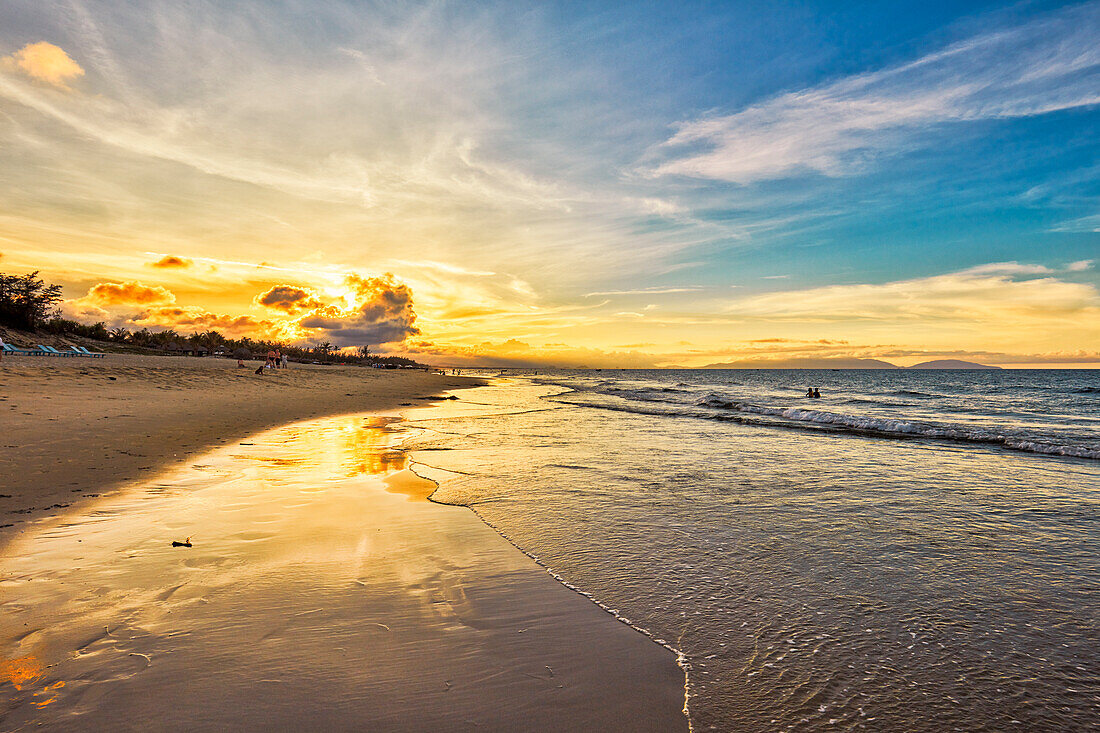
[{"xmin": 0, "ymin": 270, "xmax": 421, "ymax": 367}]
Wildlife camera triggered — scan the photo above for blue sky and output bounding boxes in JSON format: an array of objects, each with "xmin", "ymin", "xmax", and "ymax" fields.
[{"xmin": 0, "ymin": 0, "xmax": 1097, "ymax": 365}]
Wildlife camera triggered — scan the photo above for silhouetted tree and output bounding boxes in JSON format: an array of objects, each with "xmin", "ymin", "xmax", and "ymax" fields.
[{"xmin": 0, "ymin": 271, "xmax": 63, "ymax": 330}]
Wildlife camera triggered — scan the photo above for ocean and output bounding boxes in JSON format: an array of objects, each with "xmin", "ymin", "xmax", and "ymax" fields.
[{"xmin": 408, "ymin": 369, "xmax": 1100, "ymax": 731}]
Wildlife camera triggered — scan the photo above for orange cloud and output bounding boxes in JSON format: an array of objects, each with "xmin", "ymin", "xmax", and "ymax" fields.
[
  {"xmin": 2, "ymin": 42, "xmax": 84, "ymax": 89},
  {"xmin": 297, "ymin": 273, "xmax": 419, "ymax": 346},
  {"xmin": 86, "ymin": 281, "xmax": 176, "ymax": 306},
  {"xmin": 148, "ymin": 255, "xmax": 193, "ymax": 269},
  {"xmin": 128, "ymin": 306, "xmax": 284, "ymax": 338},
  {"xmin": 255, "ymin": 284, "xmax": 326, "ymax": 313}
]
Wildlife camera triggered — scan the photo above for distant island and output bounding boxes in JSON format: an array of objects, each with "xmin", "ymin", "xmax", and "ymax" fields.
[
  {"xmin": 905, "ymin": 359, "xmax": 1001, "ymax": 370},
  {"xmin": 702, "ymin": 357, "xmax": 1000, "ymax": 369}
]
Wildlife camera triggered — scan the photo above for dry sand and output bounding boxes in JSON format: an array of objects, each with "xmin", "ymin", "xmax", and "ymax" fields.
[
  {"xmin": 0, "ymin": 354, "xmax": 687, "ymax": 730},
  {"xmin": 0, "ymin": 353, "xmax": 470, "ymax": 537}
]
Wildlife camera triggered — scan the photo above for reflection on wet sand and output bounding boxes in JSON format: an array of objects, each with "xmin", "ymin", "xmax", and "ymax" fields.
[
  {"xmin": 383, "ymin": 469, "xmax": 438, "ymax": 501},
  {"xmin": 0, "ymin": 411, "xmax": 686, "ymax": 731},
  {"xmin": 0, "ymin": 651, "xmax": 64, "ymax": 711},
  {"xmin": 244, "ymin": 417, "xmax": 409, "ymax": 479}
]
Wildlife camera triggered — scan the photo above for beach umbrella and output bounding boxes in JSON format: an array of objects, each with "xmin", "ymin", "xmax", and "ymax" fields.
[{"xmin": 233, "ymin": 347, "xmax": 250, "ymax": 360}]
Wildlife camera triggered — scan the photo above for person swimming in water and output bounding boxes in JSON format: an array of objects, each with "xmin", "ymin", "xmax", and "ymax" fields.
[{"xmin": 813, "ymin": 388, "xmax": 821, "ymax": 398}]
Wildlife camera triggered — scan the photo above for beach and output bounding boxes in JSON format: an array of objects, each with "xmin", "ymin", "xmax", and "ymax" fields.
[
  {"xmin": 0, "ymin": 355, "xmax": 689, "ymax": 730},
  {"xmin": 0, "ymin": 354, "xmax": 469, "ymax": 536}
]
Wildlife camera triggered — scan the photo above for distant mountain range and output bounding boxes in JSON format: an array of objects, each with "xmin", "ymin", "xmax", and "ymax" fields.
[
  {"xmin": 906, "ymin": 359, "xmax": 1001, "ymax": 370},
  {"xmin": 701, "ymin": 357, "xmax": 1001, "ymax": 369}
]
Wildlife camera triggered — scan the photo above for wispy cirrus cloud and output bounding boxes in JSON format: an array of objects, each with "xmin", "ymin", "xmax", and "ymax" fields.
[
  {"xmin": 0, "ymin": 5, "xmax": 581, "ymax": 215},
  {"xmin": 647, "ymin": 3, "xmax": 1100, "ymax": 182},
  {"xmin": 584, "ymin": 286, "xmax": 701, "ymax": 297},
  {"xmin": 722, "ymin": 263, "xmax": 1100, "ymax": 325},
  {"xmin": 0, "ymin": 1, "xmax": 723, "ymax": 292}
]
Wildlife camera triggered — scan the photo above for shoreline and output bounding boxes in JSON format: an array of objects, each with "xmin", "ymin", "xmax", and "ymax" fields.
[
  {"xmin": 0, "ymin": 353, "xmax": 479, "ymax": 544},
  {"xmin": 0, "ymin": 357, "xmax": 689, "ymax": 729},
  {"xmin": 0, "ymin": 373, "xmax": 687, "ymax": 729},
  {"xmin": 425, "ymin": 483, "xmax": 694, "ymax": 722}
]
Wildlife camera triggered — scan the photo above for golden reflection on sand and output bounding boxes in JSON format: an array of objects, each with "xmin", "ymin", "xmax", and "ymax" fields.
[
  {"xmin": 339, "ymin": 420, "xmax": 409, "ymax": 478},
  {"xmin": 35, "ymin": 680, "xmax": 66, "ymax": 708},
  {"xmin": 383, "ymin": 469, "xmax": 438, "ymax": 501},
  {"xmin": 0, "ymin": 406, "xmax": 687, "ymax": 731},
  {"xmin": 0, "ymin": 652, "xmax": 64, "ymax": 708},
  {"xmin": 0, "ymin": 653, "xmax": 43, "ymax": 691},
  {"xmin": 243, "ymin": 417, "xmax": 409, "ymax": 480}
]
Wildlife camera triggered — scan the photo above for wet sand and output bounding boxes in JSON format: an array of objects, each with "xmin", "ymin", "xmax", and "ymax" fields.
[
  {"xmin": 0, "ymin": 354, "xmax": 471, "ymax": 539},
  {"xmin": 0, "ymin": 360, "xmax": 688, "ymax": 730}
]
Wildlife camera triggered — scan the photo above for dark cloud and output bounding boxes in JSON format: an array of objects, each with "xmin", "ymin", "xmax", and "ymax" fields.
[
  {"xmin": 298, "ymin": 273, "xmax": 419, "ymax": 346},
  {"xmin": 255, "ymin": 285, "xmax": 325, "ymax": 313},
  {"xmin": 149, "ymin": 255, "xmax": 193, "ymax": 269}
]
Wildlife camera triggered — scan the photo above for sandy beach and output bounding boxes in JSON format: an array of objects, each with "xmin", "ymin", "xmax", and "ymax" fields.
[
  {"xmin": 0, "ymin": 355, "xmax": 687, "ymax": 730},
  {"xmin": 0, "ymin": 354, "xmax": 470, "ymax": 537}
]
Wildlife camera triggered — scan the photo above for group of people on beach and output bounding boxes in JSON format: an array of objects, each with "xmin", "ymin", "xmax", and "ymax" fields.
[
  {"xmin": 253, "ymin": 349, "xmax": 288, "ymax": 375},
  {"xmin": 806, "ymin": 387, "xmax": 821, "ymax": 399}
]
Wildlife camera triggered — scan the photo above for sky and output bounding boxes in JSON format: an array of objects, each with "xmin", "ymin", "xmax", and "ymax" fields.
[{"xmin": 0, "ymin": 0, "xmax": 1097, "ymax": 368}]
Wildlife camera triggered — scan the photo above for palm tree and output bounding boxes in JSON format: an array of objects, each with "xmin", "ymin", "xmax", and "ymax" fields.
[{"xmin": 200, "ymin": 330, "xmax": 226, "ymax": 350}]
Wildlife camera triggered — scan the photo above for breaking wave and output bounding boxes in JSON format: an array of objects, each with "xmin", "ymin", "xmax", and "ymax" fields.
[
  {"xmin": 695, "ymin": 395, "xmax": 1099, "ymax": 459},
  {"xmin": 548, "ymin": 385, "xmax": 1099, "ymax": 460}
]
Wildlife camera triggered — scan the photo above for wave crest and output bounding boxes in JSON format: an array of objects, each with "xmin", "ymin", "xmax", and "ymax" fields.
[{"xmin": 696, "ymin": 394, "xmax": 1098, "ymax": 459}]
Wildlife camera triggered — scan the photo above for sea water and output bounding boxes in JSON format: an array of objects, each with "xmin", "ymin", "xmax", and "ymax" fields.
[{"xmin": 408, "ymin": 369, "xmax": 1100, "ymax": 731}]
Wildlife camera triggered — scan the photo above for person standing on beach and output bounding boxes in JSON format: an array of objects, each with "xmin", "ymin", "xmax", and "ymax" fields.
[
  {"xmin": 281, "ymin": 352, "xmax": 289, "ymax": 369},
  {"xmin": 267, "ymin": 349, "xmax": 276, "ymax": 370}
]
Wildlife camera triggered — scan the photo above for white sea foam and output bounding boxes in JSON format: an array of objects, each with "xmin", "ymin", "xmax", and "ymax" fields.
[
  {"xmin": 556, "ymin": 380, "xmax": 1100, "ymax": 459},
  {"xmin": 694, "ymin": 395, "xmax": 1100, "ymax": 459}
]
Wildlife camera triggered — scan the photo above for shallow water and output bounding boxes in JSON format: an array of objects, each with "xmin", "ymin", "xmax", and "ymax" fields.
[
  {"xmin": 411, "ymin": 372, "xmax": 1100, "ymax": 731},
  {"xmin": 0, "ymin": 412, "xmax": 686, "ymax": 731}
]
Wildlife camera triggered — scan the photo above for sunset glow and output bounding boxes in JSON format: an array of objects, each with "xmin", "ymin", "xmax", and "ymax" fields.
[{"xmin": 1, "ymin": 1, "xmax": 1097, "ymax": 367}]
